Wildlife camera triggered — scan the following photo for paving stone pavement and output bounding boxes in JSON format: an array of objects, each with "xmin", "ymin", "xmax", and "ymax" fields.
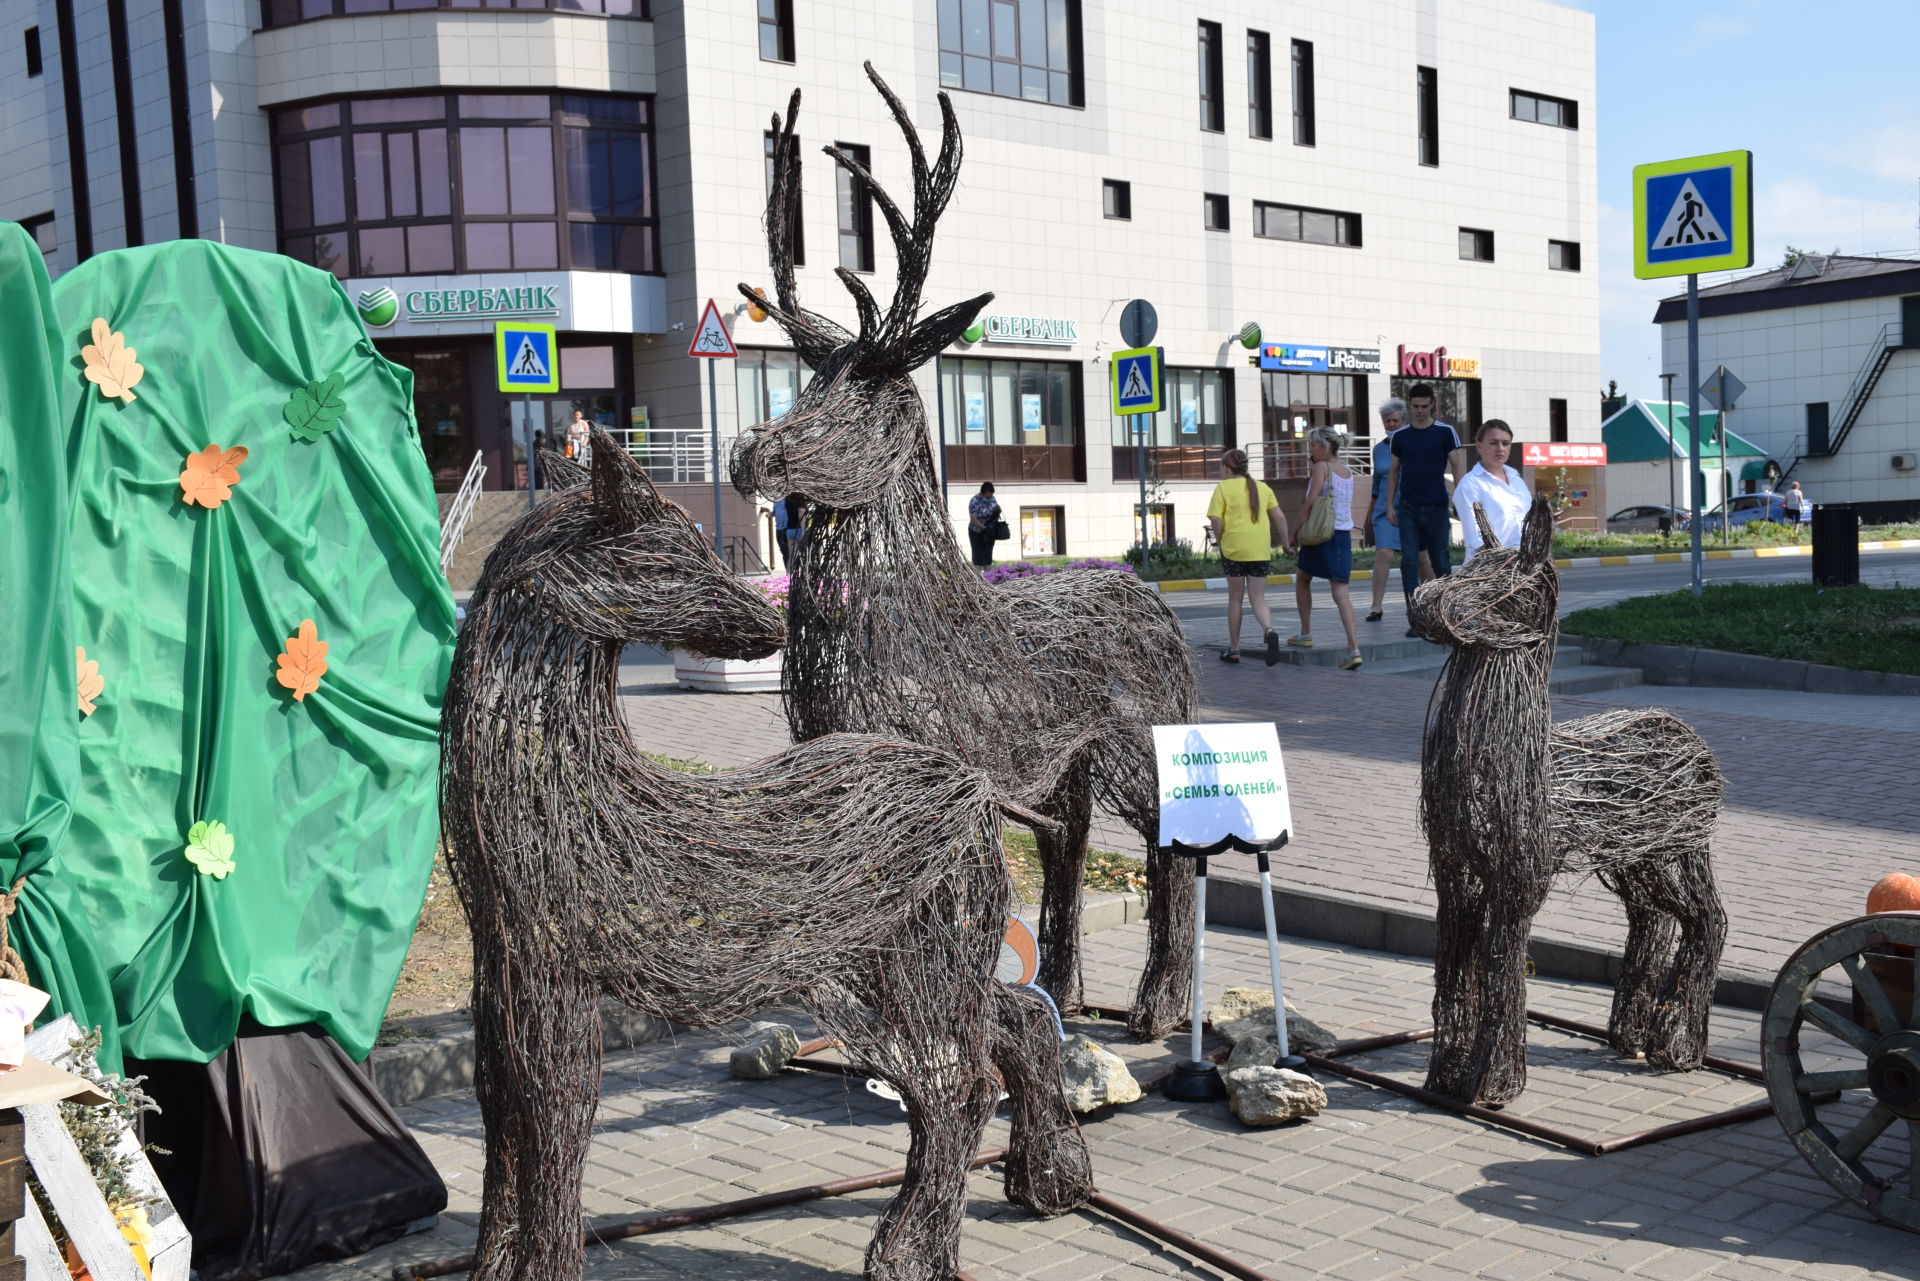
[
  {"xmin": 298, "ymin": 920, "xmax": 1917, "ymax": 1281},
  {"xmin": 618, "ymin": 627, "xmax": 1920, "ymax": 987}
]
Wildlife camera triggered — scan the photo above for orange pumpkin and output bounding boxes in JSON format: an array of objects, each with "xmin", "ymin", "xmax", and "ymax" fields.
[{"xmin": 1867, "ymin": 873, "xmax": 1920, "ymax": 915}]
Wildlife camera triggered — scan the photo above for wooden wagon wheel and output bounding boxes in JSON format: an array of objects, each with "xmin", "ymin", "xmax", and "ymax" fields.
[{"xmin": 1762, "ymin": 911, "xmax": 1920, "ymax": 1231}]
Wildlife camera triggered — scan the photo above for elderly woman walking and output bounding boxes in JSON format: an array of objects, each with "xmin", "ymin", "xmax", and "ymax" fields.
[
  {"xmin": 1286, "ymin": 426, "xmax": 1363, "ymax": 670},
  {"xmin": 1206, "ymin": 448, "xmax": 1289, "ymax": 666}
]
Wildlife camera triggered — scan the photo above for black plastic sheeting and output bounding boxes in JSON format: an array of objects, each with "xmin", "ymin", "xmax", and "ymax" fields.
[{"xmin": 131, "ymin": 1022, "xmax": 448, "ymax": 1281}]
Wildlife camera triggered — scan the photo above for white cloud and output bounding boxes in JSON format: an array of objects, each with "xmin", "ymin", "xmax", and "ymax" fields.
[
  {"xmin": 1759, "ymin": 172, "xmax": 1917, "ymax": 257},
  {"xmin": 1833, "ymin": 108, "xmax": 1920, "ymax": 184}
]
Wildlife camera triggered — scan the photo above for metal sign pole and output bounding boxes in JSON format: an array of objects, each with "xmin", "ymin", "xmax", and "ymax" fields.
[
  {"xmin": 708, "ymin": 358, "xmax": 723, "ymax": 561},
  {"xmin": 1137, "ymin": 421, "xmax": 1150, "ymax": 563},
  {"xmin": 523, "ymin": 392, "xmax": 536, "ymax": 511},
  {"xmin": 1686, "ymin": 274, "xmax": 1703, "ymax": 596},
  {"xmin": 1720, "ymin": 402, "xmax": 1730, "ymax": 547},
  {"xmin": 1660, "ymin": 372, "xmax": 1678, "ymax": 530}
]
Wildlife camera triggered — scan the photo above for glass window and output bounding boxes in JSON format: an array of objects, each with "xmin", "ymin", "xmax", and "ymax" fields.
[
  {"xmin": 1116, "ymin": 368, "xmax": 1230, "ymax": 447},
  {"xmin": 835, "ymin": 142, "xmax": 873, "ymax": 273},
  {"xmin": 561, "ymin": 344, "xmax": 616, "ymax": 389},
  {"xmin": 763, "ymin": 131, "xmax": 804, "ymax": 265},
  {"xmin": 736, "ymin": 349, "xmax": 815, "ymax": 424},
  {"xmin": 939, "ymin": 356, "xmax": 1079, "ymax": 447},
  {"xmin": 1197, "ymin": 21, "xmax": 1223, "ymax": 132},
  {"xmin": 1459, "ymin": 228, "xmax": 1493, "ymax": 261},
  {"xmin": 1102, "ymin": 179, "xmax": 1130, "ymax": 220},
  {"xmin": 938, "ymin": 0, "xmax": 1079, "ymax": 107},
  {"xmin": 1549, "ymin": 239, "xmax": 1581, "ymax": 271},
  {"xmin": 1253, "ymin": 201, "xmax": 1360, "ymax": 247},
  {"xmin": 1203, "ymin": 193, "xmax": 1228, "ymax": 231},
  {"xmin": 1291, "ymin": 39, "xmax": 1315, "ymax": 147},
  {"xmin": 275, "ymin": 91, "xmax": 657, "ymax": 277},
  {"xmin": 1417, "ymin": 66, "xmax": 1439, "ymax": 166},
  {"xmin": 266, "ymin": 0, "xmax": 646, "ymax": 24},
  {"xmin": 1247, "ymin": 31, "xmax": 1271, "ymax": 139},
  {"xmin": 1510, "ymin": 89, "xmax": 1578, "ymax": 129},
  {"xmin": 758, "ymin": 0, "xmax": 793, "ymax": 62}
]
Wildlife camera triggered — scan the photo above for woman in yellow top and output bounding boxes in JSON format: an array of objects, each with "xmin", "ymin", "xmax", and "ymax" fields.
[{"xmin": 1206, "ymin": 448, "xmax": 1290, "ymax": 665}]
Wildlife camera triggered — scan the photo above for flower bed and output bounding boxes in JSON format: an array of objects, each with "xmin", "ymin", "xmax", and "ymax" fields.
[
  {"xmin": 672, "ymin": 573, "xmax": 788, "ymax": 693},
  {"xmin": 981, "ymin": 558, "xmax": 1136, "ymax": 585}
]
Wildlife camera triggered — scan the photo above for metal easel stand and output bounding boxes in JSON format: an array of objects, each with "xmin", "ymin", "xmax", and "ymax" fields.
[{"xmin": 1163, "ymin": 832, "xmax": 1303, "ymax": 1104}]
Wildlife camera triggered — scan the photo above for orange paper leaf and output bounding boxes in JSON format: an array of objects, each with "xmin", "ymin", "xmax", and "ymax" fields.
[
  {"xmin": 275, "ymin": 619, "xmax": 329, "ymax": 702},
  {"xmin": 81, "ymin": 318, "xmax": 144, "ymax": 403},
  {"xmin": 76, "ymin": 647, "xmax": 103, "ymax": 717},
  {"xmin": 179, "ymin": 444, "xmax": 249, "ymax": 509}
]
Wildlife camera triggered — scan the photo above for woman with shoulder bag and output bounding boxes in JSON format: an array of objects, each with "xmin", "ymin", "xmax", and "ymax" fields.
[
  {"xmin": 1286, "ymin": 427, "xmax": 1363, "ymax": 669},
  {"xmin": 967, "ymin": 481, "xmax": 1005, "ymax": 568}
]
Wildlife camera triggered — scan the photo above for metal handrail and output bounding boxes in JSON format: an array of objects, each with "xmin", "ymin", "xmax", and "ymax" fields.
[
  {"xmin": 439, "ymin": 450, "xmax": 486, "ymax": 574},
  {"xmin": 1826, "ymin": 320, "xmax": 1903, "ymax": 459},
  {"xmin": 606, "ymin": 425, "xmax": 712, "ymax": 484}
]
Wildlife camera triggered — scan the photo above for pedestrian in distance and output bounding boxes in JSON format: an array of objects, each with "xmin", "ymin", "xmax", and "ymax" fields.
[
  {"xmin": 1452, "ymin": 419, "xmax": 1532, "ymax": 562},
  {"xmin": 967, "ymin": 481, "xmax": 1002, "ymax": 568},
  {"xmin": 1365, "ymin": 397, "xmax": 1432, "ymax": 621},
  {"xmin": 1286, "ymin": 427, "xmax": 1364, "ymax": 670},
  {"xmin": 773, "ymin": 495, "xmax": 807, "ymax": 569},
  {"xmin": 565, "ymin": 409, "xmax": 592, "ymax": 465},
  {"xmin": 1782, "ymin": 481, "xmax": 1808, "ymax": 522},
  {"xmin": 1206, "ymin": 448, "xmax": 1289, "ymax": 666},
  {"xmin": 1385, "ymin": 383, "xmax": 1464, "ymax": 636}
]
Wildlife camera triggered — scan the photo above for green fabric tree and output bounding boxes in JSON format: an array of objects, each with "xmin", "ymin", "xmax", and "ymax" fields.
[{"xmin": 3, "ymin": 228, "xmax": 454, "ymax": 1067}]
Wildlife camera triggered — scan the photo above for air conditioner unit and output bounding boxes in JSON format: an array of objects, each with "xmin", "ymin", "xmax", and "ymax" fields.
[{"xmin": 1893, "ymin": 453, "xmax": 1918, "ymax": 471}]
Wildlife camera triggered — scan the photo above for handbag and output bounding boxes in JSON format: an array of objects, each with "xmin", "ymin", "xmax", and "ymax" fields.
[
  {"xmin": 1296, "ymin": 495, "xmax": 1335, "ymax": 546},
  {"xmin": 989, "ymin": 519, "xmax": 1012, "ymax": 541}
]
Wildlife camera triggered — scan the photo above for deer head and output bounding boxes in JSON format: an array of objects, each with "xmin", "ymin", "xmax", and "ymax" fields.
[
  {"xmin": 731, "ymin": 64, "xmax": 991, "ymax": 511},
  {"xmin": 1407, "ymin": 499, "xmax": 1560, "ymax": 650},
  {"xmin": 475, "ymin": 428, "xmax": 786, "ymax": 659}
]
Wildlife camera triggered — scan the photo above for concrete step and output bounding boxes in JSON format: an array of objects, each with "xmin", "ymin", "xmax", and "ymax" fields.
[
  {"xmin": 1267, "ymin": 635, "xmax": 1440, "ymax": 666},
  {"xmin": 1548, "ymin": 664, "xmax": 1646, "ymax": 695},
  {"xmin": 1358, "ymin": 642, "xmax": 1585, "ymax": 682}
]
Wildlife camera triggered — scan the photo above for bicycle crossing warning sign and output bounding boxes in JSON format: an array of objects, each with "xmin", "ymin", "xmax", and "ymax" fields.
[
  {"xmin": 1633, "ymin": 150, "xmax": 1751, "ymax": 279},
  {"xmin": 495, "ymin": 321, "xmax": 559, "ymax": 393},
  {"xmin": 687, "ymin": 299, "xmax": 738, "ymax": 359}
]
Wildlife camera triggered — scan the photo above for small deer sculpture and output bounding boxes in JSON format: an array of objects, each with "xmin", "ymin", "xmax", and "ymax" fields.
[
  {"xmin": 442, "ymin": 433, "xmax": 1091, "ymax": 1281},
  {"xmin": 1409, "ymin": 498, "xmax": 1727, "ymax": 1105},
  {"xmin": 731, "ymin": 67, "xmax": 1200, "ymax": 1038}
]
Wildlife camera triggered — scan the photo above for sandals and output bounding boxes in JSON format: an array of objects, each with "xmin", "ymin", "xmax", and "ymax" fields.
[
  {"xmin": 1364, "ymin": 611, "xmax": 1384, "ymax": 622},
  {"xmin": 1339, "ymin": 651, "xmax": 1364, "ymax": 671},
  {"xmin": 1264, "ymin": 631, "xmax": 1282, "ymax": 667},
  {"xmin": 1286, "ymin": 635, "xmax": 1314, "ymax": 649},
  {"xmin": 1219, "ymin": 649, "xmax": 1242, "ymax": 663}
]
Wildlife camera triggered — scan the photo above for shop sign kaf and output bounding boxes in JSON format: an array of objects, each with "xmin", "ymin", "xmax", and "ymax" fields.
[{"xmin": 1397, "ymin": 344, "xmax": 1480, "ymax": 380}]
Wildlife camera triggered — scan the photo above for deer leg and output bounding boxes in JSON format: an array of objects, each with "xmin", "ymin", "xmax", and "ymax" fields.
[
  {"xmin": 1424, "ymin": 855, "xmax": 1489, "ymax": 1102},
  {"xmin": 989, "ymin": 983, "xmax": 1091, "ymax": 1216},
  {"xmin": 849, "ymin": 984, "xmax": 1000, "ymax": 1281},
  {"xmin": 1033, "ymin": 782, "xmax": 1092, "ymax": 1015},
  {"xmin": 1645, "ymin": 851, "xmax": 1727, "ymax": 1070},
  {"xmin": 1128, "ymin": 833, "xmax": 1196, "ymax": 1040},
  {"xmin": 1599, "ymin": 865, "xmax": 1679, "ymax": 1060},
  {"xmin": 1467, "ymin": 874, "xmax": 1546, "ymax": 1107},
  {"xmin": 499, "ymin": 959, "xmax": 602, "ymax": 1281},
  {"xmin": 469, "ymin": 937, "xmax": 525, "ymax": 1281}
]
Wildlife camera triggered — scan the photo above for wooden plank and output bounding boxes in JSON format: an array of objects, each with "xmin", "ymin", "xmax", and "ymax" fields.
[
  {"xmin": 0, "ymin": 1252, "xmax": 25, "ymax": 1281},
  {"xmin": 0, "ymin": 1158, "xmax": 24, "ymax": 1223},
  {"xmin": 20, "ymin": 1103, "xmax": 142, "ymax": 1281},
  {"xmin": 0, "ymin": 1114, "xmax": 24, "ymax": 1166},
  {"xmin": 15, "ymin": 1187, "xmax": 68, "ymax": 1281}
]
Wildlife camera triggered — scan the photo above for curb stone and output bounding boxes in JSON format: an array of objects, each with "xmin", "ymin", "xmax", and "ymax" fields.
[
  {"xmin": 1563, "ymin": 633, "xmax": 1920, "ymax": 696},
  {"xmin": 369, "ymin": 890, "xmax": 1146, "ymax": 1107},
  {"xmin": 1147, "ymin": 536, "xmax": 1920, "ymax": 593}
]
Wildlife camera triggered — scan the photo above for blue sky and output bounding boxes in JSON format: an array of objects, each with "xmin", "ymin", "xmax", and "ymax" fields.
[{"xmin": 1556, "ymin": 0, "xmax": 1920, "ymax": 396}]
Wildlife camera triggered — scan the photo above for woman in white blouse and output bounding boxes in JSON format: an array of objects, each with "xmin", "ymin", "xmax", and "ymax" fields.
[{"xmin": 1453, "ymin": 420, "xmax": 1533, "ymax": 560}]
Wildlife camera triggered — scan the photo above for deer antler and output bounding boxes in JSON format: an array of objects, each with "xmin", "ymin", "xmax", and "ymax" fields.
[
  {"xmin": 740, "ymin": 90, "xmax": 852, "ymax": 368},
  {"xmin": 1473, "ymin": 502, "xmax": 1499, "ymax": 549}
]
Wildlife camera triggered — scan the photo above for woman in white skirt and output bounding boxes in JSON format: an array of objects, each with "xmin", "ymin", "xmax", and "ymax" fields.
[{"xmin": 1452, "ymin": 419, "xmax": 1533, "ymax": 561}]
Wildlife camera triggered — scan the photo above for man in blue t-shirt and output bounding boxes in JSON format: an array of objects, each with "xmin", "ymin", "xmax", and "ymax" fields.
[{"xmin": 1385, "ymin": 384, "xmax": 1464, "ymax": 635}]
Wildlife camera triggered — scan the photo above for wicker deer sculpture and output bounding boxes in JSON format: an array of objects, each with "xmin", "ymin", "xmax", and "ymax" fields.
[
  {"xmin": 441, "ymin": 434, "xmax": 1091, "ymax": 1281},
  {"xmin": 731, "ymin": 67, "xmax": 1199, "ymax": 1038},
  {"xmin": 1409, "ymin": 498, "xmax": 1728, "ymax": 1105}
]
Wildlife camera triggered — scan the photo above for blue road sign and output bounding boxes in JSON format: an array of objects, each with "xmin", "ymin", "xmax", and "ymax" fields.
[
  {"xmin": 1112, "ymin": 346, "xmax": 1163, "ymax": 415},
  {"xmin": 496, "ymin": 321, "xmax": 559, "ymax": 393},
  {"xmin": 1633, "ymin": 150, "xmax": 1752, "ymax": 279}
]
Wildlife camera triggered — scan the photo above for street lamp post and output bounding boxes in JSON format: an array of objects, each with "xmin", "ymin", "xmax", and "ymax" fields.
[{"xmin": 1660, "ymin": 372, "xmax": 1678, "ymax": 536}]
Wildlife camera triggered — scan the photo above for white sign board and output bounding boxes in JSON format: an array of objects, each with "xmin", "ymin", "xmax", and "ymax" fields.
[{"xmin": 1152, "ymin": 723, "xmax": 1293, "ymax": 849}]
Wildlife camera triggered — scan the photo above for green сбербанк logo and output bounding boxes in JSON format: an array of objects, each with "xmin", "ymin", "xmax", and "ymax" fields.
[{"xmin": 356, "ymin": 287, "xmax": 399, "ymax": 329}]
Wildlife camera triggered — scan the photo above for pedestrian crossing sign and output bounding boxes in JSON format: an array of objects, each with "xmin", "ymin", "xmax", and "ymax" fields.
[
  {"xmin": 1633, "ymin": 150, "xmax": 1752, "ymax": 279},
  {"xmin": 1112, "ymin": 346, "xmax": 1163, "ymax": 416},
  {"xmin": 495, "ymin": 321, "xmax": 559, "ymax": 393}
]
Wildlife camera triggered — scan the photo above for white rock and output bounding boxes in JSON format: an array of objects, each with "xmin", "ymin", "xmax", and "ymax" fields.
[
  {"xmin": 1206, "ymin": 986, "xmax": 1338, "ymax": 1052},
  {"xmin": 1222, "ymin": 1065, "xmax": 1327, "ymax": 1126},
  {"xmin": 1226, "ymin": 1033, "xmax": 1279, "ymax": 1074},
  {"xmin": 730, "ymin": 1021, "xmax": 800, "ymax": 1079},
  {"xmin": 1059, "ymin": 1034, "xmax": 1143, "ymax": 1113}
]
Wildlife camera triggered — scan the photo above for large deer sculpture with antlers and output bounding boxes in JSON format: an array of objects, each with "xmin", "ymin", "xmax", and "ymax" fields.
[{"xmin": 731, "ymin": 67, "xmax": 1199, "ymax": 1037}]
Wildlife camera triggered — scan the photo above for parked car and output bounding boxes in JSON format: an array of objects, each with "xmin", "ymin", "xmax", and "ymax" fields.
[
  {"xmin": 1699, "ymin": 493, "xmax": 1792, "ymax": 533},
  {"xmin": 1606, "ymin": 504, "xmax": 1692, "ymax": 534}
]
